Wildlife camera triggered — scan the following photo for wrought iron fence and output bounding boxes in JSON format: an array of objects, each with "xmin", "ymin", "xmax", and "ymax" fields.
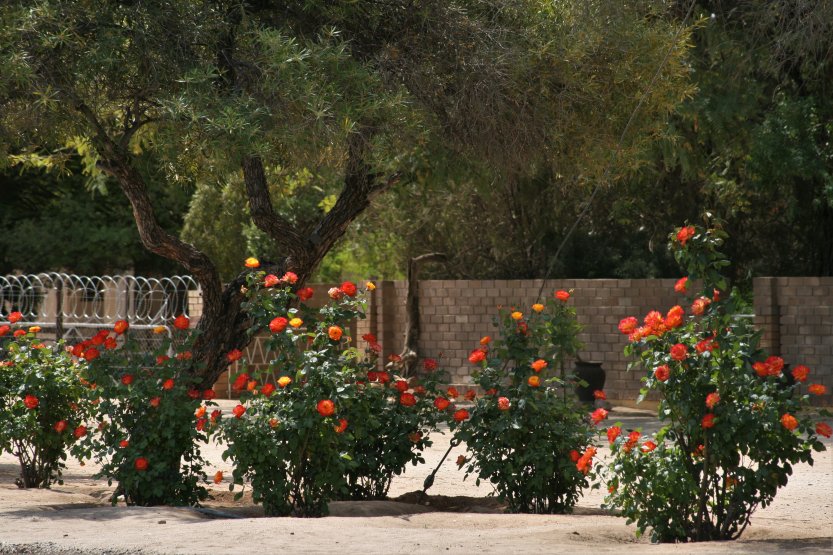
[{"xmin": 0, "ymin": 272, "xmax": 200, "ymax": 350}]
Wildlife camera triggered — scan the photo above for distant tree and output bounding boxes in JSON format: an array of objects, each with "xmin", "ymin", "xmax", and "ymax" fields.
[{"xmin": 1, "ymin": 1, "xmax": 693, "ymax": 384}]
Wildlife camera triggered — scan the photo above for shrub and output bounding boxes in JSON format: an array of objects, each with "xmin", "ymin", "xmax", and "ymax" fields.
[
  {"xmin": 0, "ymin": 319, "xmax": 91, "ymax": 488},
  {"xmin": 70, "ymin": 318, "xmax": 215, "ymax": 506},
  {"xmin": 604, "ymin": 224, "xmax": 830, "ymax": 542},
  {"xmin": 219, "ymin": 272, "xmax": 446, "ymax": 516},
  {"xmin": 450, "ymin": 295, "xmax": 598, "ymax": 514}
]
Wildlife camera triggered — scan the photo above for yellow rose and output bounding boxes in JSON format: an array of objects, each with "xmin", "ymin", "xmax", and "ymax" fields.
[
  {"xmin": 511, "ymin": 311, "xmax": 523, "ymax": 321},
  {"xmin": 289, "ymin": 318, "xmax": 303, "ymax": 328},
  {"xmin": 532, "ymin": 303, "xmax": 544, "ymax": 313}
]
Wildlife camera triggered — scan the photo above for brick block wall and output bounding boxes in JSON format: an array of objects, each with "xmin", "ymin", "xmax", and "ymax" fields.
[
  {"xmin": 754, "ymin": 277, "xmax": 833, "ymax": 406},
  {"xmin": 193, "ymin": 277, "xmax": 833, "ymax": 405}
]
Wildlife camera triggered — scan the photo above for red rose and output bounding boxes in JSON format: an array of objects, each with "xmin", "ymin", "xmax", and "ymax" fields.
[
  {"xmin": 134, "ymin": 457, "xmax": 149, "ymax": 471},
  {"xmin": 261, "ymin": 383, "xmax": 276, "ymax": 397},
  {"xmin": 464, "ymin": 390, "xmax": 476, "ymax": 401},
  {"xmin": 468, "ymin": 349, "xmax": 486, "ymax": 364},
  {"xmin": 607, "ymin": 426, "xmax": 621, "ymax": 444},
  {"xmin": 340, "ymin": 281, "xmax": 357, "ymax": 297},
  {"xmin": 23, "ymin": 394, "xmax": 39, "ymax": 410},
  {"xmin": 281, "ymin": 271, "xmax": 299, "ymax": 285},
  {"xmin": 232, "ymin": 404, "xmax": 246, "ymax": 419},
  {"xmin": 362, "ymin": 333, "xmax": 377, "ymax": 343},
  {"xmin": 590, "ymin": 408, "xmax": 608, "ymax": 425},
  {"xmin": 641, "ymin": 440, "xmax": 657, "ymax": 453},
  {"xmin": 618, "ymin": 317, "xmax": 638, "ymax": 335},
  {"xmin": 676, "ymin": 225, "xmax": 695, "ymax": 246},
  {"xmin": 119, "ymin": 439, "xmax": 129, "ymax": 448},
  {"xmin": 263, "ymin": 274, "xmax": 280, "ymax": 287},
  {"xmin": 121, "ymin": 374, "xmax": 134, "ymax": 386},
  {"xmin": 0, "ymin": 324, "xmax": 10, "ymax": 336},
  {"xmin": 701, "ymin": 413, "xmax": 716, "ymax": 429},
  {"xmin": 400, "ymin": 393, "xmax": 417, "ymax": 407},
  {"xmin": 593, "ymin": 390, "xmax": 606, "ymax": 400},
  {"xmin": 334, "ymin": 418, "xmax": 348, "ymax": 433},
  {"xmin": 394, "ymin": 380, "xmax": 409, "ymax": 393},
  {"xmin": 113, "ymin": 320, "xmax": 129, "ymax": 335},
  {"xmin": 54, "ymin": 420, "xmax": 67, "ymax": 433},
  {"xmin": 705, "ymin": 392, "xmax": 720, "ymax": 409},
  {"xmin": 674, "ymin": 277, "xmax": 688, "ymax": 293},
  {"xmin": 434, "ymin": 397, "xmax": 450, "ymax": 411},
  {"xmin": 423, "ymin": 358, "xmax": 438, "ymax": 372},
  {"xmin": 8, "ymin": 311, "xmax": 22, "ymax": 324},
  {"xmin": 816, "ymin": 422, "xmax": 832, "ymax": 438},
  {"xmin": 226, "ymin": 349, "xmax": 243, "ymax": 362},
  {"xmin": 187, "ymin": 389, "xmax": 201, "ymax": 400},
  {"xmin": 317, "ymin": 399, "xmax": 335, "ymax": 417},
  {"xmin": 792, "ymin": 365, "xmax": 810, "ymax": 382},
  {"xmin": 624, "ymin": 431, "xmax": 641, "ymax": 453},
  {"xmin": 555, "ymin": 290, "xmax": 570, "ymax": 302},
  {"xmin": 73, "ymin": 425, "xmax": 87, "ymax": 439},
  {"xmin": 497, "ymin": 397, "xmax": 510, "ymax": 411},
  {"xmin": 654, "ymin": 364, "xmax": 671, "ymax": 382},
  {"xmin": 156, "ymin": 354, "xmax": 169, "ymax": 365},
  {"xmin": 297, "ymin": 287, "xmax": 314, "ymax": 301},
  {"xmin": 173, "ymin": 315, "xmax": 190, "ymax": 330},
  {"xmin": 83, "ymin": 348, "xmax": 100, "ymax": 361},
  {"xmin": 576, "ymin": 446, "xmax": 596, "ymax": 475},
  {"xmin": 453, "ymin": 409, "xmax": 470, "ymax": 422},
  {"xmin": 808, "ymin": 384, "xmax": 827, "ymax": 396},
  {"xmin": 203, "ymin": 389, "xmax": 217, "ymax": 400},
  {"xmin": 269, "ymin": 317, "xmax": 288, "ymax": 333},
  {"xmin": 447, "ymin": 386, "xmax": 459, "ymax": 398},
  {"xmin": 149, "ymin": 397, "xmax": 160, "ymax": 408},
  {"xmin": 568, "ymin": 449, "xmax": 580, "ymax": 463},
  {"xmin": 13, "ymin": 329, "xmax": 26, "ymax": 338},
  {"xmin": 670, "ymin": 344, "xmax": 688, "ymax": 361},
  {"xmin": 162, "ymin": 378, "xmax": 175, "ymax": 390},
  {"xmin": 232, "ymin": 373, "xmax": 250, "ymax": 391}
]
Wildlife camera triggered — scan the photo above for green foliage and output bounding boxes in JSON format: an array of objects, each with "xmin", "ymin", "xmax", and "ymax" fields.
[
  {"xmin": 70, "ymin": 320, "xmax": 215, "ymax": 506},
  {"xmin": 604, "ymin": 224, "xmax": 830, "ymax": 542},
  {"xmin": 450, "ymin": 298, "xmax": 596, "ymax": 513},
  {"xmin": 0, "ymin": 164, "xmax": 189, "ymax": 275},
  {"xmin": 0, "ymin": 324, "xmax": 91, "ymax": 488},
  {"xmin": 219, "ymin": 275, "xmax": 444, "ymax": 515}
]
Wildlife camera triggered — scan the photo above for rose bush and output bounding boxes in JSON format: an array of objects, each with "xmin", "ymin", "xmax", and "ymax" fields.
[
  {"xmin": 218, "ymin": 269, "xmax": 446, "ymax": 516},
  {"xmin": 70, "ymin": 318, "xmax": 215, "ymax": 506},
  {"xmin": 0, "ymin": 318, "xmax": 91, "ymax": 488},
  {"xmin": 605, "ymin": 224, "xmax": 830, "ymax": 542},
  {"xmin": 450, "ymin": 295, "xmax": 597, "ymax": 514}
]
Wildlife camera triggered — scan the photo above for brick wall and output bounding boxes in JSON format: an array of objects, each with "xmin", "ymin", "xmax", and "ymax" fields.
[
  {"xmin": 195, "ymin": 277, "xmax": 832, "ymax": 405},
  {"xmin": 367, "ymin": 279, "xmax": 681, "ymax": 403},
  {"xmin": 754, "ymin": 277, "xmax": 833, "ymax": 406}
]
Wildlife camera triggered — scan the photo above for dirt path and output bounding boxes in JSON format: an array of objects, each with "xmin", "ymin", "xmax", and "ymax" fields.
[{"xmin": 1, "ymin": 409, "xmax": 831, "ymax": 554}]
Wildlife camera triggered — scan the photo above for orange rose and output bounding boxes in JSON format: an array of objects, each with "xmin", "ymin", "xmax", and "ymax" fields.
[
  {"xmin": 808, "ymin": 384, "xmax": 827, "ymax": 396},
  {"xmin": 780, "ymin": 413, "xmax": 798, "ymax": 431},
  {"xmin": 214, "ymin": 471, "xmax": 224, "ymax": 484},
  {"xmin": 527, "ymin": 375, "xmax": 540, "ymax": 388},
  {"xmin": 531, "ymin": 359, "xmax": 548, "ymax": 373},
  {"xmin": 532, "ymin": 303, "xmax": 544, "ymax": 313},
  {"xmin": 277, "ymin": 376, "xmax": 292, "ymax": 388},
  {"xmin": 510, "ymin": 311, "xmax": 523, "ymax": 321},
  {"xmin": 674, "ymin": 277, "xmax": 688, "ymax": 293},
  {"xmin": 244, "ymin": 257, "xmax": 260, "ymax": 268},
  {"xmin": 328, "ymin": 326, "xmax": 343, "ymax": 341}
]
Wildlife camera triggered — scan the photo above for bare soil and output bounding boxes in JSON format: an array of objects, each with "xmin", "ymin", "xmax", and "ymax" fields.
[{"xmin": 1, "ymin": 407, "xmax": 831, "ymax": 554}]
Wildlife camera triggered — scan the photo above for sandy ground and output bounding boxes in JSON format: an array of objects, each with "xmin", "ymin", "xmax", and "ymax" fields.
[{"xmin": 1, "ymin": 404, "xmax": 832, "ymax": 554}]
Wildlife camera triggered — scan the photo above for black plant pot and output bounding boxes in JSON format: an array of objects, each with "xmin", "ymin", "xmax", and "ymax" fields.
[{"xmin": 574, "ymin": 360, "xmax": 606, "ymax": 403}]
